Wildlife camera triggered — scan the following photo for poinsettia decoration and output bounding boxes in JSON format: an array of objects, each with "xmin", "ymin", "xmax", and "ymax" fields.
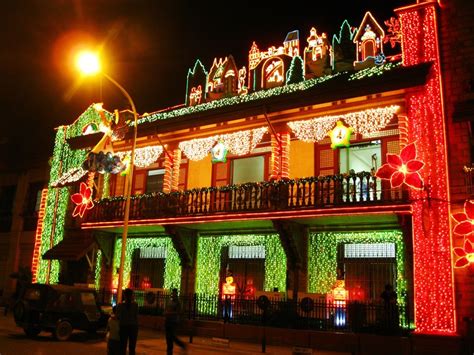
[
  {"xmin": 452, "ymin": 199, "xmax": 474, "ymax": 268},
  {"xmin": 376, "ymin": 142, "xmax": 424, "ymax": 189},
  {"xmin": 71, "ymin": 182, "xmax": 94, "ymax": 218},
  {"xmin": 453, "ymin": 239, "xmax": 474, "ymax": 268},
  {"xmin": 452, "ymin": 200, "xmax": 474, "ymax": 240}
]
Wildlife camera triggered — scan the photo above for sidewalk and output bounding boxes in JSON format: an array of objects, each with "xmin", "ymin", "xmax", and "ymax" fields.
[{"xmin": 0, "ymin": 312, "xmax": 350, "ymax": 355}]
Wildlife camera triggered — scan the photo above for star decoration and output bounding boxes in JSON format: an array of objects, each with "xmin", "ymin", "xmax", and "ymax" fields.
[
  {"xmin": 328, "ymin": 121, "xmax": 353, "ymax": 149},
  {"xmin": 376, "ymin": 142, "xmax": 424, "ymax": 189},
  {"xmin": 71, "ymin": 182, "xmax": 94, "ymax": 218}
]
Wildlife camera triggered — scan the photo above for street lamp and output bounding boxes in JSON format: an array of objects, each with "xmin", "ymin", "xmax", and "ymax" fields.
[{"xmin": 76, "ymin": 50, "xmax": 138, "ymax": 303}]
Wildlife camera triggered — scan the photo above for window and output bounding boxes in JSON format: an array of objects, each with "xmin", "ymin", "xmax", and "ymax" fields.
[
  {"xmin": 232, "ymin": 156, "xmax": 265, "ymax": 184},
  {"xmin": 146, "ymin": 169, "xmax": 165, "ymax": 193},
  {"xmin": 339, "ymin": 141, "xmax": 381, "ymax": 201}
]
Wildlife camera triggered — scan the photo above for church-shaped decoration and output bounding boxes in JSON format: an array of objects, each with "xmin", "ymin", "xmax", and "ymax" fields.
[
  {"xmin": 186, "ymin": 59, "xmax": 208, "ymax": 106},
  {"xmin": 207, "ymin": 55, "xmax": 239, "ymax": 101},
  {"xmin": 331, "ymin": 20, "xmax": 357, "ymax": 73},
  {"xmin": 304, "ymin": 27, "xmax": 331, "ymax": 78},
  {"xmin": 248, "ymin": 31, "xmax": 299, "ymax": 91},
  {"xmin": 353, "ymin": 12, "xmax": 385, "ymax": 70}
]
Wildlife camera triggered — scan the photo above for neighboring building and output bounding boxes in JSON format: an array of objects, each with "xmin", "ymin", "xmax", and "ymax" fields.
[
  {"xmin": 0, "ymin": 166, "xmax": 48, "ymax": 297},
  {"xmin": 30, "ymin": 0, "xmax": 474, "ymax": 347}
]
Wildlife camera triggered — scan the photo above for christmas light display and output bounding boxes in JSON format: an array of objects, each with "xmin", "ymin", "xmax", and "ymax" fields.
[
  {"xmin": 376, "ymin": 142, "xmax": 424, "ymax": 189},
  {"xmin": 71, "ymin": 182, "xmax": 94, "ymax": 218},
  {"xmin": 112, "ymin": 236, "xmax": 181, "ymax": 291},
  {"xmin": 31, "ymin": 188, "xmax": 48, "ymax": 283},
  {"xmin": 50, "ymin": 167, "xmax": 88, "ymax": 188},
  {"xmin": 179, "ymin": 127, "xmax": 268, "ymax": 161},
  {"xmin": 452, "ymin": 200, "xmax": 474, "ymax": 239},
  {"xmin": 171, "ymin": 149, "xmax": 181, "ymax": 192},
  {"xmin": 288, "ymin": 105, "xmax": 399, "ymax": 142},
  {"xmin": 163, "ymin": 152, "xmax": 173, "ymax": 193},
  {"xmin": 328, "ymin": 121, "xmax": 353, "ymax": 149},
  {"xmin": 280, "ymin": 133, "xmax": 290, "ymax": 179},
  {"xmin": 116, "ymin": 145, "xmax": 164, "ymax": 168},
  {"xmin": 95, "ymin": 250, "xmax": 102, "ymax": 289},
  {"xmin": 195, "ymin": 234, "xmax": 286, "ymax": 314},
  {"xmin": 66, "ymin": 104, "xmax": 113, "ymax": 139},
  {"xmin": 37, "ymin": 125, "xmax": 88, "ymax": 284},
  {"xmin": 452, "ymin": 199, "xmax": 474, "ymax": 268},
  {"xmin": 453, "ymin": 239, "xmax": 474, "ymax": 268},
  {"xmin": 138, "ymin": 73, "xmax": 339, "ymax": 125},
  {"xmin": 397, "ymin": 3, "xmax": 456, "ymax": 333},
  {"xmin": 308, "ymin": 231, "xmax": 408, "ymax": 327},
  {"xmin": 211, "ymin": 141, "xmax": 228, "ymax": 163}
]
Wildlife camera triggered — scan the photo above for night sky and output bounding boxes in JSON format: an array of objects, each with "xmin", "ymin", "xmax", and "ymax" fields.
[{"xmin": 1, "ymin": 0, "xmax": 412, "ymax": 171}]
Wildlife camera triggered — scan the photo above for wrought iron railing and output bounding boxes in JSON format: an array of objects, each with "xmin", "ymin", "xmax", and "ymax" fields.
[
  {"xmin": 97, "ymin": 289, "xmax": 408, "ymax": 333},
  {"xmin": 85, "ymin": 172, "xmax": 408, "ymax": 223}
]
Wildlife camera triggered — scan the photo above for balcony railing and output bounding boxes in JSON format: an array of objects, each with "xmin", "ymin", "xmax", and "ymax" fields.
[{"xmin": 85, "ymin": 172, "xmax": 408, "ymax": 223}]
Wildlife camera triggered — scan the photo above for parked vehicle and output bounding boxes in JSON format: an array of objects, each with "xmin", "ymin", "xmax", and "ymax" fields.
[{"xmin": 13, "ymin": 284, "xmax": 109, "ymax": 341}]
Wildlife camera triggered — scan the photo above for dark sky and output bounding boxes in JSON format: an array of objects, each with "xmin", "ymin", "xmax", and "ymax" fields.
[{"xmin": 1, "ymin": 0, "xmax": 412, "ymax": 171}]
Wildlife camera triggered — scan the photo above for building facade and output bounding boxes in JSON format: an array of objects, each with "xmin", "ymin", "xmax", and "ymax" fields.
[{"xmin": 31, "ymin": 0, "xmax": 474, "ymax": 342}]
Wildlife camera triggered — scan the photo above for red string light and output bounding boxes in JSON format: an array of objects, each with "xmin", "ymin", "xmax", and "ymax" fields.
[
  {"xmin": 31, "ymin": 188, "xmax": 48, "ymax": 283},
  {"xmin": 397, "ymin": 3, "xmax": 456, "ymax": 333}
]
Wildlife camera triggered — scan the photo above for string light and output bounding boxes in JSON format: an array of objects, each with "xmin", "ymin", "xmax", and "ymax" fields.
[
  {"xmin": 308, "ymin": 231, "xmax": 408, "ymax": 328},
  {"xmin": 112, "ymin": 236, "xmax": 181, "ymax": 291},
  {"xmin": 195, "ymin": 234, "xmax": 286, "ymax": 314},
  {"xmin": 179, "ymin": 127, "xmax": 268, "ymax": 161},
  {"xmin": 397, "ymin": 3, "xmax": 456, "ymax": 334},
  {"xmin": 116, "ymin": 145, "xmax": 164, "ymax": 168},
  {"xmin": 95, "ymin": 250, "xmax": 102, "ymax": 289},
  {"xmin": 288, "ymin": 105, "xmax": 399, "ymax": 142},
  {"xmin": 280, "ymin": 133, "xmax": 290, "ymax": 179},
  {"xmin": 163, "ymin": 152, "xmax": 173, "ymax": 193},
  {"xmin": 31, "ymin": 188, "xmax": 48, "ymax": 283},
  {"xmin": 50, "ymin": 167, "xmax": 88, "ymax": 188},
  {"xmin": 171, "ymin": 149, "xmax": 181, "ymax": 191}
]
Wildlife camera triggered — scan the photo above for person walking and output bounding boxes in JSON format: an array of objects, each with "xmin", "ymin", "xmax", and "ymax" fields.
[
  {"xmin": 116, "ymin": 288, "xmax": 139, "ymax": 355},
  {"xmin": 164, "ymin": 288, "xmax": 186, "ymax": 355},
  {"xmin": 106, "ymin": 306, "xmax": 120, "ymax": 355}
]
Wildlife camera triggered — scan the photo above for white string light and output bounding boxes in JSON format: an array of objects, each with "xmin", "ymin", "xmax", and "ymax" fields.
[
  {"xmin": 116, "ymin": 145, "xmax": 164, "ymax": 168},
  {"xmin": 288, "ymin": 105, "xmax": 400, "ymax": 142},
  {"xmin": 51, "ymin": 167, "xmax": 88, "ymax": 187},
  {"xmin": 179, "ymin": 127, "xmax": 268, "ymax": 161}
]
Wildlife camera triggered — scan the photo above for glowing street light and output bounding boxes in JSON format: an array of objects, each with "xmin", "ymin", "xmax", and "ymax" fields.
[{"xmin": 76, "ymin": 51, "xmax": 138, "ymax": 304}]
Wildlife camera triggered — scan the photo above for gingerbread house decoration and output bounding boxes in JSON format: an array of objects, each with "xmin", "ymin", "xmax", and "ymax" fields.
[
  {"xmin": 248, "ymin": 31, "xmax": 299, "ymax": 91},
  {"xmin": 304, "ymin": 27, "xmax": 331, "ymax": 78},
  {"xmin": 207, "ymin": 55, "xmax": 239, "ymax": 101},
  {"xmin": 353, "ymin": 12, "xmax": 385, "ymax": 69}
]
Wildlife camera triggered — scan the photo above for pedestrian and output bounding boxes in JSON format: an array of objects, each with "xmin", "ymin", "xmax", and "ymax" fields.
[
  {"xmin": 380, "ymin": 284, "xmax": 398, "ymax": 331},
  {"xmin": 164, "ymin": 288, "xmax": 186, "ymax": 355},
  {"xmin": 106, "ymin": 306, "xmax": 120, "ymax": 355},
  {"xmin": 116, "ymin": 288, "xmax": 139, "ymax": 355}
]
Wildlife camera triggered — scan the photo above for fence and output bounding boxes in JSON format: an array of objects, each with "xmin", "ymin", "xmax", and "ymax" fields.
[{"xmin": 97, "ymin": 289, "xmax": 407, "ymax": 334}]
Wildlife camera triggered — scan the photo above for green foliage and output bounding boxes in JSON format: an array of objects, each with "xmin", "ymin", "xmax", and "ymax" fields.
[{"xmin": 286, "ymin": 56, "xmax": 305, "ymax": 84}]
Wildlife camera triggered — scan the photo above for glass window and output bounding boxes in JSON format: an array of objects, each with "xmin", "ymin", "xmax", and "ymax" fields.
[
  {"xmin": 339, "ymin": 140, "xmax": 381, "ymax": 174},
  {"xmin": 80, "ymin": 292, "xmax": 97, "ymax": 306},
  {"xmin": 146, "ymin": 169, "xmax": 165, "ymax": 193},
  {"xmin": 232, "ymin": 156, "xmax": 264, "ymax": 184}
]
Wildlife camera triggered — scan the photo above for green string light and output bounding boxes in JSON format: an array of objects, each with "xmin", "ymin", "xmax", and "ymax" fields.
[
  {"xmin": 307, "ymin": 230, "xmax": 408, "ymax": 327},
  {"xmin": 95, "ymin": 250, "xmax": 102, "ymax": 290},
  {"xmin": 195, "ymin": 234, "xmax": 286, "ymax": 314},
  {"xmin": 112, "ymin": 236, "xmax": 182, "ymax": 291}
]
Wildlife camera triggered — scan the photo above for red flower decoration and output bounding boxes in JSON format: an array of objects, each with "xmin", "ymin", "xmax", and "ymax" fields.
[
  {"xmin": 376, "ymin": 142, "xmax": 424, "ymax": 190},
  {"xmin": 453, "ymin": 239, "xmax": 474, "ymax": 268},
  {"xmin": 71, "ymin": 182, "xmax": 94, "ymax": 218},
  {"xmin": 452, "ymin": 200, "xmax": 474, "ymax": 241}
]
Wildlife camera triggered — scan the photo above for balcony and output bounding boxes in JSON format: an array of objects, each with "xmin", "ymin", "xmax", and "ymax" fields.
[{"xmin": 84, "ymin": 172, "xmax": 409, "ymax": 225}]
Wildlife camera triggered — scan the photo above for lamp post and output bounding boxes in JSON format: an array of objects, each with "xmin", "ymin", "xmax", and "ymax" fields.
[{"xmin": 76, "ymin": 51, "xmax": 137, "ymax": 303}]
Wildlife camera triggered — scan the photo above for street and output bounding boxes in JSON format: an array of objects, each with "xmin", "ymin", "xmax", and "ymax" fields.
[{"xmin": 0, "ymin": 314, "xmax": 348, "ymax": 355}]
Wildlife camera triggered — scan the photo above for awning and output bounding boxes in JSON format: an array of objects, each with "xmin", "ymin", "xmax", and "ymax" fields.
[{"xmin": 43, "ymin": 234, "xmax": 97, "ymax": 261}]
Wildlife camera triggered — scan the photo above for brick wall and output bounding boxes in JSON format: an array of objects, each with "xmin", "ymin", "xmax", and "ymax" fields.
[{"xmin": 439, "ymin": 0, "xmax": 474, "ymax": 335}]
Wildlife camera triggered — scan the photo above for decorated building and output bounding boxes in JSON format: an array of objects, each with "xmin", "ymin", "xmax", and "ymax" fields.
[{"xmin": 30, "ymin": 0, "xmax": 474, "ymax": 346}]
